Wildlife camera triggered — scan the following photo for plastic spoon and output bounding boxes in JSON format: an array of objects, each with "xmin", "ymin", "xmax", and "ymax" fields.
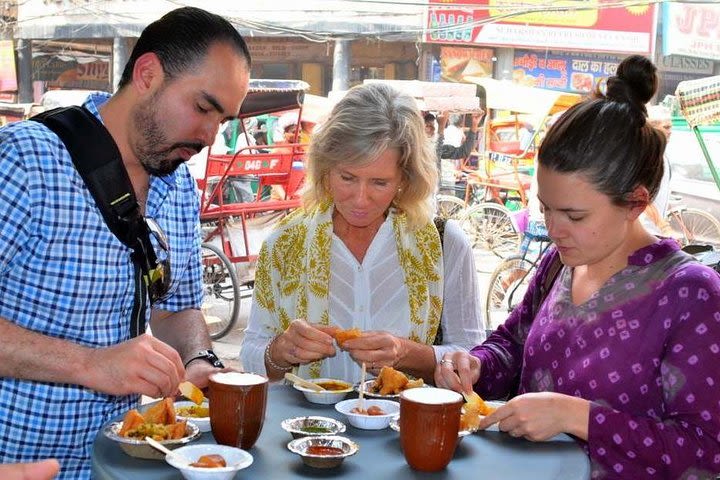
[
  {"xmin": 357, "ymin": 362, "xmax": 367, "ymax": 413},
  {"xmin": 144, "ymin": 437, "xmax": 192, "ymax": 465},
  {"xmin": 284, "ymin": 372, "xmax": 325, "ymax": 392}
]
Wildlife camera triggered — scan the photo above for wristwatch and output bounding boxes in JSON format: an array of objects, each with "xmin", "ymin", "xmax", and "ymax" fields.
[{"xmin": 184, "ymin": 349, "xmax": 225, "ymax": 369}]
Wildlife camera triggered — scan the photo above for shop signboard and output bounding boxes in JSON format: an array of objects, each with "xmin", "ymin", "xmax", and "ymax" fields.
[
  {"xmin": 663, "ymin": 2, "xmax": 720, "ymax": 61},
  {"xmin": 0, "ymin": 40, "xmax": 17, "ymax": 93},
  {"xmin": 512, "ymin": 50, "xmax": 622, "ymax": 93},
  {"xmin": 425, "ymin": 0, "xmax": 656, "ymax": 55}
]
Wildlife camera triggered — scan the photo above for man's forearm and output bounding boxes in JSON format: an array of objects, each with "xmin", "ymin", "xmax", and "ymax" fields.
[
  {"xmin": 150, "ymin": 308, "xmax": 212, "ymax": 365},
  {"xmin": 0, "ymin": 316, "xmax": 91, "ymax": 385}
]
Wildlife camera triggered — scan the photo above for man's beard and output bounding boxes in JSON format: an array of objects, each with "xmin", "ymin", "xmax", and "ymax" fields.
[{"xmin": 132, "ymin": 93, "xmax": 204, "ymax": 176}]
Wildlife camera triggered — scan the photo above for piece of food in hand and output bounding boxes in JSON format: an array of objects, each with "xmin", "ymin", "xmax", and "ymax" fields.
[
  {"xmin": 179, "ymin": 380, "xmax": 205, "ymax": 405},
  {"xmin": 334, "ymin": 328, "xmax": 363, "ymax": 346},
  {"xmin": 459, "ymin": 391, "xmax": 496, "ymax": 432},
  {"xmin": 191, "ymin": 454, "xmax": 227, "ymax": 468},
  {"xmin": 371, "ymin": 366, "xmax": 424, "ymax": 395},
  {"xmin": 119, "ymin": 397, "xmax": 188, "ymax": 440}
]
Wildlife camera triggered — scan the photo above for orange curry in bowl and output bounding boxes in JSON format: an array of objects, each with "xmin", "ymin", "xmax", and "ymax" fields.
[{"xmin": 314, "ymin": 380, "xmax": 351, "ymax": 391}]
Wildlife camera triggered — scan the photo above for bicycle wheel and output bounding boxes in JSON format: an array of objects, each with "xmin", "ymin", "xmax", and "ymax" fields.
[
  {"xmin": 485, "ymin": 255, "xmax": 533, "ymax": 330},
  {"xmin": 666, "ymin": 207, "xmax": 720, "ymax": 248},
  {"xmin": 435, "ymin": 194, "xmax": 466, "ymax": 221},
  {"xmin": 201, "ymin": 242, "xmax": 241, "ymax": 340},
  {"xmin": 462, "ymin": 202, "xmax": 521, "ymax": 258}
]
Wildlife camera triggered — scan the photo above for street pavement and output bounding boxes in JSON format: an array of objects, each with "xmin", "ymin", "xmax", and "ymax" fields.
[{"xmin": 212, "ymin": 248, "xmax": 502, "ymax": 371}]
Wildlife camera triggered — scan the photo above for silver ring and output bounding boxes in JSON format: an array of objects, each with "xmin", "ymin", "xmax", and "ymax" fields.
[{"xmin": 440, "ymin": 359, "xmax": 455, "ymax": 368}]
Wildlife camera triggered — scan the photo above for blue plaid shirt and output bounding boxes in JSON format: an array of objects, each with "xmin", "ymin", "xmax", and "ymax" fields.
[{"xmin": 0, "ymin": 93, "xmax": 203, "ymax": 478}]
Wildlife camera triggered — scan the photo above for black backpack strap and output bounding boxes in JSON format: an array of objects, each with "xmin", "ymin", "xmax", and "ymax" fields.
[
  {"xmin": 31, "ymin": 106, "xmax": 149, "ymax": 337},
  {"xmin": 432, "ymin": 216, "xmax": 447, "ymax": 346}
]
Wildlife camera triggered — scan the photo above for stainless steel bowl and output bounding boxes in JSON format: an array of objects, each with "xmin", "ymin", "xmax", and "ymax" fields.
[
  {"xmin": 287, "ymin": 435, "xmax": 358, "ymax": 469},
  {"xmin": 281, "ymin": 416, "xmax": 346, "ymax": 439},
  {"xmin": 103, "ymin": 421, "xmax": 201, "ymax": 460}
]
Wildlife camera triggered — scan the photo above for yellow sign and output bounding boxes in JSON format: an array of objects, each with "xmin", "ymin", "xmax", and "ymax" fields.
[{"xmin": 489, "ymin": 0, "xmax": 598, "ymax": 27}]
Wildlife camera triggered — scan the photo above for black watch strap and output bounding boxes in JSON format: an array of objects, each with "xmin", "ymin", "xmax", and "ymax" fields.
[{"xmin": 184, "ymin": 349, "xmax": 224, "ymax": 369}]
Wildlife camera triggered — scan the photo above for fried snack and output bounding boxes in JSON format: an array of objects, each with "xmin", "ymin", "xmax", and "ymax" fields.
[
  {"xmin": 459, "ymin": 391, "xmax": 496, "ymax": 432},
  {"xmin": 334, "ymin": 328, "xmax": 362, "ymax": 346},
  {"xmin": 179, "ymin": 381, "xmax": 205, "ymax": 405},
  {"xmin": 119, "ymin": 398, "xmax": 187, "ymax": 440},
  {"xmin": 118, "ymin": 409, "xmax": 145, "ymax": 437},
  {"xmin": 143, "ymin": 397, "xmax": 175, "ymax": 425},
  {"xmin": 371, "ymin": 366, "xmax": 425, "ymax": 396}
]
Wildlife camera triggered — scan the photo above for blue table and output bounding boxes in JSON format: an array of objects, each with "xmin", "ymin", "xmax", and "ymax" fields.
[{"xmin": 92, "ymin": 384, "xmax": 591, "ymax": 479}]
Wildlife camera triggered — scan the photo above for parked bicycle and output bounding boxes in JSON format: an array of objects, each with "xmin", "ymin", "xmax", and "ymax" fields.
[
  {"xmin": 484, "ymin": 221, "xmax": 552, "ymax": 330},
  {"xmin": 665, "ymin": 199, "xmax": 720, "ymax": 249}
]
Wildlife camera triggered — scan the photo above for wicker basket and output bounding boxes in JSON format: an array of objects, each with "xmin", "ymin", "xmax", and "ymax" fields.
[{"xmin": 676, "ymin": 75, "xmax": 720, "ymax": 127}]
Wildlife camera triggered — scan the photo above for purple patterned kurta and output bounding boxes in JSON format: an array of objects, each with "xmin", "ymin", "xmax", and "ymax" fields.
[{"xmin": 472, "ymin": 239, "xmax": 720, "ymax": 479}]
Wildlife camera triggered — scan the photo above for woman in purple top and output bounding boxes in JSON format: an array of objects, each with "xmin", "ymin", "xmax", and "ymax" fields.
[{"xmin": 435, "ymin": 55, "xmax": 720, "ymax": 479}]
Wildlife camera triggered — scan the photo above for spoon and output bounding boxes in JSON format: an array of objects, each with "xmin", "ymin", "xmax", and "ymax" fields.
[
  {"xmin": 145, "ymin": 436, "xmax": 193, "ymax": 465},
  {"xmin": 284, "ymin": 372, "xmax": 325, "ymax": 392},
  {"xmin": 357, "ymin": 362, "xmax": 367, "ymax": 413}
]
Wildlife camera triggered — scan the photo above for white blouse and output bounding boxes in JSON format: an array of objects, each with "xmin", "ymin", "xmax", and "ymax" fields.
[{"xmin": 240, "ymin": 218, "xmax": 486, "ymax": 383}]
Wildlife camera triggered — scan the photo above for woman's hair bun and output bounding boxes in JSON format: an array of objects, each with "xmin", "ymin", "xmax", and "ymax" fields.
[{"xmin": 604, "ymin": 55, "xmax": 658, "ymax": 120}]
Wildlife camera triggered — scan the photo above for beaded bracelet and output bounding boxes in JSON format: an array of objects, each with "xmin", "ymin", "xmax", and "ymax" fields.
[{"xmin": 264, "ymin": 336, "xmax": 293, "ymax": 372}]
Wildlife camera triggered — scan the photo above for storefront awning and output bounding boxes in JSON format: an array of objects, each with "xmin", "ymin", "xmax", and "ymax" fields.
[{"xmin": 15, "ymin": 0, "xmax": 426, "ymax": 40}]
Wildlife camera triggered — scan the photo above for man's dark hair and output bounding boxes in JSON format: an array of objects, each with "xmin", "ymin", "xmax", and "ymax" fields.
[
  {"xmin": 117, "ymin": 7, "xmax": 251, "ymax": 90},
  {"xmin": 424, "ymin": 112, "xmax": 436, "ymax": 123}
]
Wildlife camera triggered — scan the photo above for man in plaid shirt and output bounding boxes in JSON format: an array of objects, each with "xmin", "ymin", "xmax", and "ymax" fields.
[{"xmin": 0, "ymin": 7, "xmax": 250, "ymax": 478}]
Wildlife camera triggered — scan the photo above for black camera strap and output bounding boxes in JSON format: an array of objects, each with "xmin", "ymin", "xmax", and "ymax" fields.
[{"xmin": 31, "ymin": 106, "xmax": 152, "ymax": 338}]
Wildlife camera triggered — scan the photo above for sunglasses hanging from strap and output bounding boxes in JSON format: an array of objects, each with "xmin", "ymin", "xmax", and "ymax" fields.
[{"xmin": 31, "ymin": 106, "xmax": 166, "ymax": 338}]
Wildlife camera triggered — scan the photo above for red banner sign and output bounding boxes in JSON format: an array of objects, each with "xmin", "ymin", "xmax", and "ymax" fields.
[{"xmin": 426, "ymin": 0, "xmax": 656, "ymax": 55}]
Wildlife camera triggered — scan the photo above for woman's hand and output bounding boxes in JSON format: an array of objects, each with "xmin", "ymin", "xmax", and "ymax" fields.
[
  {"xmin": 434, "ymin": 351, "xmax": 481, "ymax": 394},
  {"xmin": 273, "ymin": 319, "xmax": 337, "ymax": 367},
  {"xmin": 339, "ymin": 331, "xmax": 407, "ymax": 372},
  {"xmin": 479, "ymin": 392, "xmax": 590, "ymax": 441}
]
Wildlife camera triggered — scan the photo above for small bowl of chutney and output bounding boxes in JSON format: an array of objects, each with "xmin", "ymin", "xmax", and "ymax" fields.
[
  {"xmin": 287, "ymin": 435, "xmax": 358, "ymax": 469},
  {"xmin": 281, "ymin": 416, "xmax": 347, "ymax": 439},
  {"xmin": 291, "ymin": 378, "xmax": 353, "ymax": 404}
]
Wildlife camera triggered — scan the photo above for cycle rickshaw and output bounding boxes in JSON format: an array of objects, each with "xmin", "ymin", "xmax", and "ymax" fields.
[
  {"xmin": 197, "ymin": 79, "xmax": 313, "ymax": 339},
  {"xmin": 484, "ymin": 74, "xmax": 720, "ymax": 331},
  {"xmin": 456, "ymin": 77, "xmax": 581, "ymax": 258}
]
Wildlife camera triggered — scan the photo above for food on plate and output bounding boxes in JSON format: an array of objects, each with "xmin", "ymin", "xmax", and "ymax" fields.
[
  {"xmin": 314, "ymin": 380, "xmax": 351, "ymax": 391},
  {"xmin": 351, "ymin": 405, "xmax": 386, "ymax": 416},
  {"xmin": 459, "ymin": 391, "xmax": 496, "ymax": 432},
  {"xmin": 176, "ymin": 405, "xmax": 210, "ymax": 418},
  {"xmin": 334, "ymin": 328, "xmax": 362, "ymax": 346},
  {"xmin": 190, "ymin": 454, "xmax": 227, "ymax": 468},
  {"xmin": 178, "ymin": 380, "xmax": 205, "ymax": 405},
  {"xmin": 118, "ymin": 397, "xmax": 188, "ymax": 441},
  {"xmin": 371, "ymin": 366, "xmax": 424, "ymax": 395},
  {"xmin": 306, "ymin": 445, "xmax": 344, "ymax": 456}
]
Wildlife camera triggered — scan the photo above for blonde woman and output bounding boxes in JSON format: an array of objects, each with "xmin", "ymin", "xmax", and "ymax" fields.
[{"xmin": 241, "ymin": 83, "xmax": 485, "ymax": 383}]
